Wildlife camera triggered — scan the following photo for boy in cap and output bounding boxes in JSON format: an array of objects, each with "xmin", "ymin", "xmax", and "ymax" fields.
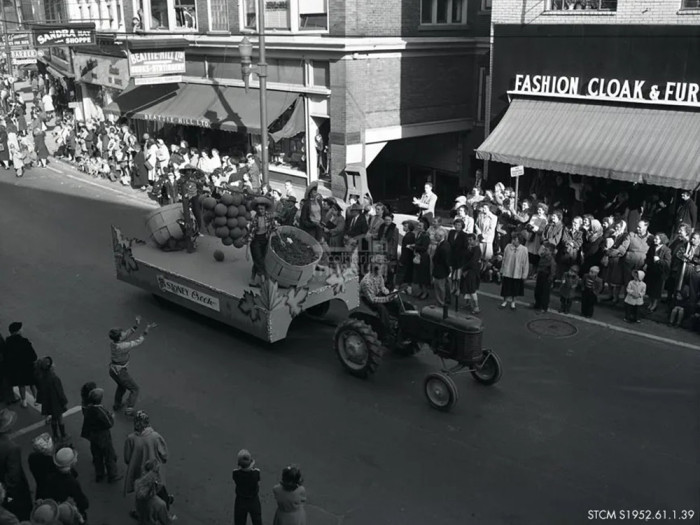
[
  {"xmin": 83, "ymin": 388, "xmax": 121, "ymax": 483},
  {"xmin": 231, "ymin": 449, "xmax": 261, "ymax": 525}
]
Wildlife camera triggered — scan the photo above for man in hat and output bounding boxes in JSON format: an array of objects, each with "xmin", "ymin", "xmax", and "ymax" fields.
[
  {"xmin": 0, "ymin": 409, "xmax": 32, "ymax": 520},
  {"xmin": 3, "ymin": 322, "xmax": 37, "ymax": 408},
  {"xmin": 246, "ymin": 197, "xmax": 276, "ymax": 287},
  {"xmin": 44, "ymin": 448, "xmax": 89, "ymax": 521},
  {"xmin": 108, "ymin": 316, "xmax": 157, "ymax": 416},
  {"xmin": 231, "ymin": 449, "xmax": 262, "ymax": 525}
]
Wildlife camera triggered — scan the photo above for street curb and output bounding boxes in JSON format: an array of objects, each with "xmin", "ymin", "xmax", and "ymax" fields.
[
  {"xmin": 477, "ymin": 290, "xmax": 700, "ymax": 352},
  {"xmin": 48, "ymin": 157, "xmax": 158, "ymax": 208}
]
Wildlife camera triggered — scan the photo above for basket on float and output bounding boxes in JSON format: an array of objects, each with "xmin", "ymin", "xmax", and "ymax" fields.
[
  {"xmin": 265, "ymin": 226, "xmax": 323, "ymax": 288},
  {"xmin": 145, "ymin": 204, "xmax": 184, "ymax": 246}
]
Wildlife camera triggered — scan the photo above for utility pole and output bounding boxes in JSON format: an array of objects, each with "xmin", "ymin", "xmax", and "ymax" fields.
[{"xmin": 256, "ymin": 0, "xmax": 269, "ymax": 186}]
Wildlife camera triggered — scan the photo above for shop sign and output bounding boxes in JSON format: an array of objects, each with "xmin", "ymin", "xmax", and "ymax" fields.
[
  {"xmin": 11, "ymin": 49, "xmax": 37, "ymax": 61},
  {"xmin": 0, "ymin": 33, "xmax": 32, "ymax": 48},
  {"xmin": 134, "ymin": 75, "xmax": 182, "ymax": 86},
  {"xmin": 142, "ymin": 112, "xmax": 212, "ymax": 128},
  {"xmin": 128, "ymin": 50, "xmax": 186, "ymax": 77},
  {"xmin": 510, "ymin": 165, "xmax": 524, "ymax": 177},
  {"xmin": 33, "ymin": 25, "xmax": 96, "ymax": 47},
  {"xmin": 511, "ymin": 74, "xmax": 700, "ymax": 108},
  {"xmin": 73, "ymin": 53, "xmax": 129, "ymax": 89}
]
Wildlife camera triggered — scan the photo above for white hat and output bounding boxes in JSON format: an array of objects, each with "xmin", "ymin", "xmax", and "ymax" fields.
[{"xmin": 454, "ymin": 195, "xmax": 467, "ymax": 209}]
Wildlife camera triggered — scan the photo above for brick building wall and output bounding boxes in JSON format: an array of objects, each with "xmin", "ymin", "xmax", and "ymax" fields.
[
  {"xmin": 493, "ymin": 0, "xmax": 700, "ymax": 25},
  {"xmin": 330, "ymin": 0, "xmax": 490, "ymax": 37}
]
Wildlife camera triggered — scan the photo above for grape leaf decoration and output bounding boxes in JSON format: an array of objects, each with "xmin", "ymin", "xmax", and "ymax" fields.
[
  {"xmin": 285, "ymin": 287, "xmax": 308, "ymax": 318},
  {"xmin": 238, "ymin": 290, "xmax": 261, "ymax": 323}
]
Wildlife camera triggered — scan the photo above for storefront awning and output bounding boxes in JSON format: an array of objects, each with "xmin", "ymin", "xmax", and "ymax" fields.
[
  {"xmin": 104, "ymin": 83, "xmax": 298, "ymax": 134},
  {"xmin": 476, "ymin": 98, "xmax": 700, "ymax": 190}
]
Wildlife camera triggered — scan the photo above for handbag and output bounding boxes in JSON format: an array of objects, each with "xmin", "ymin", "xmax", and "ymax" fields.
[
  {"xmin": 144, "ymin": 159, "xmax": 154, "ymax": 171},
  {"xmin": 600, "ymin": 254, "xmax": 609, "ymax": 267},
  {"xmin": 413, "ymin": 253, "xmax": 421, "ymax": 265}
]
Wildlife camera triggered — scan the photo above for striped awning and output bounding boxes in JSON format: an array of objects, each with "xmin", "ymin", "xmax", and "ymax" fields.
[{"xmin": 476, "ymin": 98, "xmax": 700, "ymax": 190}]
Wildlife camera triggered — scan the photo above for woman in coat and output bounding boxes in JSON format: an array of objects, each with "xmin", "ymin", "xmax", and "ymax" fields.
[
  {"xmin": 397, "ymin": 220, "xmax": 416, "ymax": 287},
  {"xmin": 34, "ymin": 126, "xmax": 49, "ymax": 168},
  {"xmin": 499, "ymin": 232, "xmax": 529, "ymax": 310},
  {"xmin": 299, "ymin": 185, "xmax": 324, "ymax": 241},
  {"xmin": 525, "ymin": 202, "xmax": 548, "ymax": 276},
  {"xmin": 131, "ymin": 145, "xmax": 149, "ymax": 190},
  {"xmin": 323, "ymin": 201, "xmax": 345, "ymax": 248},
  {"xmin": 602, "ymin": 220, "xmax": 630, "ymax": 304},
  {"xmin": 0, "ymin": 124, "xmax": 10, "ymax": 169},
  {"xmin": 581, "ymin": 219, "xmax": 605, "ymax": 274},
  {"xmin": 475, "ymin": 203, "xmax": 497, "ymax": 263},
  {"xmin": 34, "ymin": 357, "xmax": 68, "ymax": 441},
  {"xmin": 123, "ymin": 411, "xmax": 169, "ymax": 500},
  {"xmin": 376, "ymin": 212, "xmax": 399, "ymax": 288},
  {"xmin": 448, "ymin": 217, "xmax": 468, "ymax": 294},
  {"xmin": 645, "ymin": 233, "xmax": 672, "ymax": 312},
  {"xmin": 412, "ymin": 218, "xmax": 432, "ymax": 299},
  {"xmin": 4, "ymin": 323, "xmax": 37, "ymax": 406},
  {"xmin": 273, "ymin": 466, "xmax": 306, "ymax": 525}
]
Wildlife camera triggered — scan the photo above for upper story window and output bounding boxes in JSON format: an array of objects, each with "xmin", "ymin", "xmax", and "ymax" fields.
[
  {"xmin": 421, "ymin": 0, "xmax": 467, "ymax": 25},
  {"xmin": 549, "ymin": 0, "xmax": 617, "ymax": 10},
  {"xmin": 681, "ymin": 0, "xmax": 700, "ymax": 8},
  {"xmin": 208, "ymin": 0, "xmax": 229, "ymax": 31},
  {"xmin": 481, "ymin": 0, "xmax": 492, "ymax": 10},
  {"xmin": 242, "ymin": 0, "xmax": 328, "ymax": 32},
  {"xmin": 140, "ymin": 0, "xmax": 198, "ymax": 31}
]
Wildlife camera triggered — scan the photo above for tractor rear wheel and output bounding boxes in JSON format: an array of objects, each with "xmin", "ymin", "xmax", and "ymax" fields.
[{"xmin": 334, "ymin": 318, "xmax": 385, "ymax": 379}]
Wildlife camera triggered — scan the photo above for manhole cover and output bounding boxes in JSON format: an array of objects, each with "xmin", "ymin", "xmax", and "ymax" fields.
[{"xmin": 527, "ymin": 318, "xmax": 578, "ymax": 338}]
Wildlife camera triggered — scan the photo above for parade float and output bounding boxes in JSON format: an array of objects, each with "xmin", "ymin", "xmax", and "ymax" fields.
[{"xmin": 111, "ymin": 170, "xmax": 359, "ymax": 343}]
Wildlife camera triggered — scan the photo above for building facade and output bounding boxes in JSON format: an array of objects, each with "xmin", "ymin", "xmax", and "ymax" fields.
[
  {"xmin": 22, "ymin": 0, "xmax": 491, "ymax": 204},
  {"xmin": 478, "ymin": 0, "xmax": 700, "ymax": 192}
]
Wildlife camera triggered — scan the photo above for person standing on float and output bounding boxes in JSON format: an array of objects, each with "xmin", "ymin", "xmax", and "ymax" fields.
[{"xmin": 246, "ymin": 197, "xmax": 276, "ymax": 288}]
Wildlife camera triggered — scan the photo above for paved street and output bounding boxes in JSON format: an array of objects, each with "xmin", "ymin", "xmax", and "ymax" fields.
[{"xmin": 1, "ymin": 163, "xmax": 699, "ymax": 525}]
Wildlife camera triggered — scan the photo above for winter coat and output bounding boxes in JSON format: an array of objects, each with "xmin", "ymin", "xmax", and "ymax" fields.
[
  {"xmin": 82, "ymin": 404, "xmax": 115, "ymax": 446},
  {"xmin": 3, "ymin": 334, "xmax": 37, "ymax": 386},
  {"xmin": 447, "ymin": 229, "xmax": 468, "ymax": 269},
  {"xmin": 273, "ymin": 484, "xmax": 307, "ymax": 525},
  {"xmin": 431, "ymin": 240, "xmax": 452, "ymax": 280},
  {"xmin": 501, "ymin": 243, "xmax": 529, "ymax": 280},
  {"xmin": 376, "ymin": 222, "xmax": 399, "ymax": 261},
  {"xmin": 124, "ymin": 427, "xmax": 168, "ymax": 495},
  {"xmin": 0, "ymin": 435, "xmax": 32, "ymax": 517},
  {"xmin": 28, "ymin": 451, "xmax": 60, "ymax": 499},
  {"xmin": 44, "ymin": 469, "xmax": 89, "ymax": 517},
  {"xmin": 34, "ymin": 369, "xmax": 68, "ymax": 417},
  {"xmin": 624, "ymin": 280, "xmax": 647, "ymax": 306}
]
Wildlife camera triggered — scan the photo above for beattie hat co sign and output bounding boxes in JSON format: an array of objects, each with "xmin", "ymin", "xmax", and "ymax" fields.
[{"xmin": 32, "ymin": 24, "xmax": 96, "ymax": 47}]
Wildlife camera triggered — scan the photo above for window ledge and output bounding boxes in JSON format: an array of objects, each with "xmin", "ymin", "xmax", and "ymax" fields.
[
  {"xmin": 240, "ymin": 28, "xmax": 328, "ymax": 35},
  {"xmin": 677, "ymin": 8, "xmax": 700, "ymax": 15},
  {"xmin": 542, "ymin": 9, "xmax": 616, "ymax": 15},
  {"xmin": 418, "ymin": 23, "xmax": 470, "ymax": 31},
  {"xmin": 205, "ymin": 30, "xmax": 231, "ymax": 35}
]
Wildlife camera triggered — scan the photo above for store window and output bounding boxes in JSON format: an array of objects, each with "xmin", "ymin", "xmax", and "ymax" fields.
[
  {"xmin": 142, "ymin": 0, "xmax": 197, "ymax": 31},
  {"xmin": 241, "ymin": 0, "xmax": 328, "ymax": 32},
  {"xmin": 208, "ymin": 0, "xmax": 229, "ymax": 31},
  {"xmin": 681, "ymin": 0, "xmax": 700, "ymax": 7},
  {"xmin": 420, "ymin": 0, "xmax": 467, "ymax": 25},
  {"xmin": 549, "ymin": 0, "xmax": 617, "ymax": 10},
  {"xmin": 268, "ymin": 99, "xmax": 308, "ymax": 174}
]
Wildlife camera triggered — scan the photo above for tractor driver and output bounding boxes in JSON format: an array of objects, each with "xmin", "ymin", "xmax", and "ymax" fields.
[{"xmin": 360, "ymin": 257, "xmax": 399, "ymax": 329}]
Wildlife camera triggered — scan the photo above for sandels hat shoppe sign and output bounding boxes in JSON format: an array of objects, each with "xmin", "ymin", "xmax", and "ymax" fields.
[{"xmin": 31, "ymin": 23, "xmax": 96, "ymax": 47}]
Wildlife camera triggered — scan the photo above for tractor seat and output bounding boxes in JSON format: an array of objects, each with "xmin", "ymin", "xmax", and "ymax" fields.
[{"xmin": 420, "ymin": 305, "xmax": 483, "ymax": 333}]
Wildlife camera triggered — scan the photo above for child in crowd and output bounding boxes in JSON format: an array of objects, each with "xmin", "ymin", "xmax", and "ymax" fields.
[
  {"xmin": 533, "ymin": 242, "xmax": 556, "ymax": 312},
  {"xmin": 580, "ymin": 266, "xmax": 603, "ymax": 318},
  {"xmin": 669, "ymin": 286, "xmax": 690, "ymax": 327},
  {"xmin": 231, "ymin": 449, "xmax": 262, "ymax": 525},
  {"xmin": 559, "ymin": 264, "xmax": 580, "ymax": 314},
  {"xmin": 82, "ymin": 387, "xmax": 121, "ymax": 483},
  {"xmin": 623, "ymin": 270, "xmax": 646, "ymax": 323}
]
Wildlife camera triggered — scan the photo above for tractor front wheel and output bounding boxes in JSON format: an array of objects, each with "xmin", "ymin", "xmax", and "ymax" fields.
[
  {"xmin": 424, "ymin": 372, "xmax": 458, "ymax": 411},
  {"xmin": 334, "ymin": 318, "xmax": 385, "ymax": 379}
]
